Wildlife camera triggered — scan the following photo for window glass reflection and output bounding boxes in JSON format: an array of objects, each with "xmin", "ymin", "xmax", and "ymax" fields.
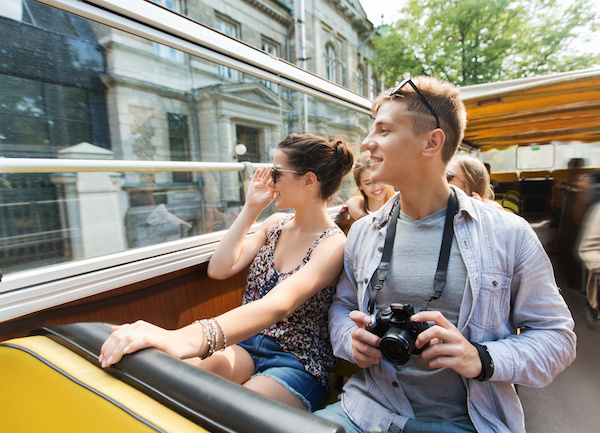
[{"xmin": 0, "ymin": 0, "xmax": 371, "ymax": 277}]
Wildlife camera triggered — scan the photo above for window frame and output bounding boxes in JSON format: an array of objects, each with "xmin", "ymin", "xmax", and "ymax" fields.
[
  {"xmin": 0, "ymin": 0, "xmax": 372, "ymax": 322},
  {"xmin": 215, "ymin": 13, "xmax": 241, "ymax": 80}
]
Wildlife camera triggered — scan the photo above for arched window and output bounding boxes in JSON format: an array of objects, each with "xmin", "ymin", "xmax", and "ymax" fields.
[
  {"xmin": 325, "ymin": 43, "xmax": 337, "ymax": 83},
  {"xmin": 371, "ymin": 75, "xmax": 380, "ymax": 99},
  {"xmin": 357, "ymin": 66, "xmax": 365, "ymax": 96}
]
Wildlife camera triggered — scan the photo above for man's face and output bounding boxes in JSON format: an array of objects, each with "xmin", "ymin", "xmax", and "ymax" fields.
[{"xmin": 361, "ymin": 100, "xmax": 429, "ymax": 189}]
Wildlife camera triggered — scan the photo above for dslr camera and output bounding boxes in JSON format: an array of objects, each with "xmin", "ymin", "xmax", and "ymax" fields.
[{"xmin": 366, "ymin": 303, "xmax": 429, "ymax": 365}]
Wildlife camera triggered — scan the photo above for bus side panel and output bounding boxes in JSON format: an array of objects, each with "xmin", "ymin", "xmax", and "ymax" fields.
[{"xmin": 0, "ymin": 264, "xmax": 247, "ymax": 342}]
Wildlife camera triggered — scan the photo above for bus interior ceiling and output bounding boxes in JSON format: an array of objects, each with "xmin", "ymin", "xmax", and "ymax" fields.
[{"xmin": 459, "ymin": 68, "xmax": 600, "ymax": 243}]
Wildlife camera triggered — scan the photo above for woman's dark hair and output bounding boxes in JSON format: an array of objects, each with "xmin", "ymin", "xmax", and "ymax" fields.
[{"xmin": 277, "ymin": 133, "xmax": 354, "ymax": 200}]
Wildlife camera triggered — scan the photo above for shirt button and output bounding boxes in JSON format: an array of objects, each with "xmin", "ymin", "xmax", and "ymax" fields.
[
  {"xmin": 392, "ymin": 381, "xmax": 399, "ymax": 388},
  {"xmin": 492, "ymin": 280, "xmax": 498, "ymax": 287},
  {"xmin": 364, "ymin": 278, "xmax": 369, "ymax": 283},
  {"xmin": 378, "ymin": 246, "xmax": 384, "ymax": 252}
]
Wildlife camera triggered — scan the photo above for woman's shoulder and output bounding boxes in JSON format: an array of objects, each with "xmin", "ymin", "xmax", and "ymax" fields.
[
  {"xmin": 308, "ymin": 224, "xmax": 346, "ymax": 255},
  {"xmin": 345, "ymin": 194, "xmax": 364, "ymax": 207},
  {"xmin": 262, "ymin": 212, "xmax": 291, "ymax": 226},
  {"xmin": 345, "ymin": 194, "xmax": 367, "ymax": 220},
  {"xmin": 254, "ymin": 212, "xmax": 292, "ymax": 237}
]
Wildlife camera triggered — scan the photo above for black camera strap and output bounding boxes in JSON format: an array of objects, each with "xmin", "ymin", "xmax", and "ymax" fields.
[{"xmin": 367, "ymin": 190, "xmax": 458, "ymax": 314}]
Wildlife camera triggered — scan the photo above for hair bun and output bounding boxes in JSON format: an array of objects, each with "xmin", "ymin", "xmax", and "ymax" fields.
[{"xmin": 331, "ymin": 135, "xmax": 354, "ymax": 176}]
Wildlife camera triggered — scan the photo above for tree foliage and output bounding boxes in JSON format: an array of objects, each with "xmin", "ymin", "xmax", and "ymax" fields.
[{"xmin": 372, "ymin": 0, "xmax": 600, "ymax": 86}]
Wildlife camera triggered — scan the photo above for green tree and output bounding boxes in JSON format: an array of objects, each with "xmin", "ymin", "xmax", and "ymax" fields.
[{"xmin": 372, "ymin": 0, "xmax": 600, "ymax": 86}]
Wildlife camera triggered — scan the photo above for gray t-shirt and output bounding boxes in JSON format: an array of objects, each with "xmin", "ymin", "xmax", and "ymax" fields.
[{"xmin": 376, "ymin": 206, "xmax": 470, "ymax": 423}]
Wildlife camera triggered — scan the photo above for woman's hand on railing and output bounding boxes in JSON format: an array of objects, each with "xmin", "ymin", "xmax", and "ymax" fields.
[{"xmin": 98, "ymin": 320, "xmax": 205, "ymax": 368}]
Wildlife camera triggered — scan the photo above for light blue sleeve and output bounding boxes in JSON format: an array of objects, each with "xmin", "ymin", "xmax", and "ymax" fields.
[
  {"xmin": 488, "ymin": 219, "xmax": 576, "ymax": 387},
  {"xmin": 328, "ymin": 232, "xmax": 361, "ymax": 363}
]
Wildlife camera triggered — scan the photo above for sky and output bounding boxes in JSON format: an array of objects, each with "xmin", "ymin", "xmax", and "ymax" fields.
[{"xmin": 359, "ymin": 0, "xmax": 600, "ymax": 55}]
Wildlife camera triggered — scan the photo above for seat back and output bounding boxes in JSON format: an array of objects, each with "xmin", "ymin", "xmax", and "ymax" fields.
[{"xmin": 1, "ymin": 323, "xmax": 344, "ymax": 433}]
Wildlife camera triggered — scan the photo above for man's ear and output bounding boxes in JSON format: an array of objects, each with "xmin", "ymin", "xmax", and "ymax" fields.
[{"xmin": 423, "ymin": 128, "xmax": 445, "ymax": 157}]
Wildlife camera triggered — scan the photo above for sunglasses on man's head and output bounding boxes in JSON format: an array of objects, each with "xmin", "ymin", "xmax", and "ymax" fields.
[
  {"xmin": 270, "ymin": 167, "xmax": 301, "ymax": 184},
  {"xmin": 389, "ymin": 78, "xmax": 440, "ymax": 129}
]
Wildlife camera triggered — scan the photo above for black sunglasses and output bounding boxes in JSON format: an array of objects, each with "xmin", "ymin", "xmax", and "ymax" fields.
[
  {"xmin": 270, "ymin": 167, "xmax": 301, "ymax": 184},
  {"xmin": 446, "ymin": 172, "xmax": 465, "ymax": 184},
  {"xmin": 390, "ymin": 78, "xmax": 440, "ymax": 129}
]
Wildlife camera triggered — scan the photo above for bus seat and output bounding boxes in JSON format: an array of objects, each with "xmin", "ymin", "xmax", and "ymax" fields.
[
  {"xmin": 505, "ymin": 189, "xmax": 520, "ymax": 203},
  {"xmin": 551, "ymin": 167, "xmax": 596, "ymax": 181},
  {"xmin": 0, "ymin": 323, "xmax": 344, "ymax": 433},
  {"xmin": 502, "ymin": 197, "xmax": 521, "ymax": 215},
  {"xmin": 490, "ymin": 172, "xmax": 518, "ymax": 183},
  {"xmin": 325, "ymin": 359, "xmax": 362, "ymax": 407},
  {"xmin": 333, "ymin": 208, "xmax": 351, "ymax": 235},
  {"xmin": 0, "ymin": 334, "xmax": 207, "ymax": 433},
  {"xmin": 520, "ymin": 170, "xmax": 551, "ymax": 179}
]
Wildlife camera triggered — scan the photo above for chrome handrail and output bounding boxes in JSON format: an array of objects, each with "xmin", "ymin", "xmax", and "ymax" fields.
[{"xmin": 0, "ymin": 158, "xmax": 268, "ymax": 174}]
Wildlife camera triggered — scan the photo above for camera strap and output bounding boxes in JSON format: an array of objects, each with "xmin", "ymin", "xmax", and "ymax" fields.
[{"xmin": 367, "ymin": 189, "xmax": 458, "ymax": 314}]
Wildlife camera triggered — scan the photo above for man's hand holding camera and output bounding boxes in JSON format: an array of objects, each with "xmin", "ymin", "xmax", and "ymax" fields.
[
  {"xmin": 350, "ymin": 309, "xmax": 484, "ymax": 379},
  {"xmin": 350, "ymin": 310, "xmax": 383, "ymax": 368},
  {"xmin": 412, "ymin": 310, "xmax": 483, "ymax": 379}
]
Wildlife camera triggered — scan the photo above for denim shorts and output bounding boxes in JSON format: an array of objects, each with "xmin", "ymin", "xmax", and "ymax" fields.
[{"xmin": 237, "ymin": 334, "xmax": 326, "ymax": 412}]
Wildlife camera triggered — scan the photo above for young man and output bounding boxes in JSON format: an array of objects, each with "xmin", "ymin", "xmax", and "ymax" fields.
[{"xmin": 316, "ymin": 76, "xmax": 576, "ymax": 433}]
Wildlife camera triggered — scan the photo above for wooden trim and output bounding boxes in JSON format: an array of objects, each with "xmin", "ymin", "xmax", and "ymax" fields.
[{"xmin": 0, "ymin": 264, "xmax": 247, "ymax": 342}]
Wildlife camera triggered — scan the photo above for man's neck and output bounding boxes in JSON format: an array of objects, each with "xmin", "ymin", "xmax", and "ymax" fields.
[{"xmin": 397, "ymin": 180, "xmax": 452, "ymax": 220}]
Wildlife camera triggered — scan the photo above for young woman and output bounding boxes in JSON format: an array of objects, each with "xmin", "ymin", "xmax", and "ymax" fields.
[
  {"xmin": 338, "ymin": 152, "xmax": 395, "ymax": 226},
  {"xmin": 99, "ymin": 133, "xmax": 354, "ymax": 412},
  {"xmin": 446, "ymin": 155, "xmax": 503, "ymax": 210}
]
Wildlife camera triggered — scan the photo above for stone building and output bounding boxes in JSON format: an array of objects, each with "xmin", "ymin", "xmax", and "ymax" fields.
[{"xmin": 0, "ymin": 0, "xmax": 377, "ymax": 267}]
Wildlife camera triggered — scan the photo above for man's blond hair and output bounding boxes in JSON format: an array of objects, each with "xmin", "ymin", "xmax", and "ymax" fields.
[{"xmin": 372, "ymin": 76, "xmax": 467, "ymax": 163}]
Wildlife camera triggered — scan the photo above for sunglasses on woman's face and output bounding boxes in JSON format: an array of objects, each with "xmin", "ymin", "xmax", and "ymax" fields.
[
  {"xmin": 446, "ymin": 172, "xmax": 465, "ymax": 184},
  {"xmin": 270, "ymin": 167, "xmax": 301, "ymax": 184}
]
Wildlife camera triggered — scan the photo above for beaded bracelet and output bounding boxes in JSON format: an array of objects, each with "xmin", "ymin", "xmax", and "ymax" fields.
[
  {"xmin": 212, "ymin": 317, "xmax": 227, "ymax": 351},
  {"xmin": 195, "ymin": 319, "xmax": 215, "ymax": 359},
  {"xmin": 194, "ymin": 318, "xmax": 227, "ymax": 359}
]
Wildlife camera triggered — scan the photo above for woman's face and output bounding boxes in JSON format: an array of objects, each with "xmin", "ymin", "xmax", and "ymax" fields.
[
  {"xmin": 271, "ymin": 149, "xmax": 303, "ymax": 209},
  {"xmin": 359, "ymin": 169, "xmax": 386, "ymax": 203},
  {"xmin": 446, "ymin": 160, "xmax": 467, "ymax": 193}
]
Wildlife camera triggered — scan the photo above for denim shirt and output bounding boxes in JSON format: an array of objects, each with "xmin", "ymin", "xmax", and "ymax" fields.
[{"xmin": 329, "ymin": 186, "xmax": 576, "ymax": 433}]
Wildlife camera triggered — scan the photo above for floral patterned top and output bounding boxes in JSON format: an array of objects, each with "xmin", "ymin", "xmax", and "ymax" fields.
[{"xmin": 243, "ymin": 215, "xmax": 342, "ymax": 389}]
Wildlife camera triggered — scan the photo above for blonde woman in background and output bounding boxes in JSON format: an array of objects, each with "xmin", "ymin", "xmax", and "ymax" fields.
[
  {"xmin": 339, "ymin": 152, "xmax": 396, "ymax": 226},
  {"xmin": 446, "ymin": 155, "xmax": 503, "ymax": 210}
]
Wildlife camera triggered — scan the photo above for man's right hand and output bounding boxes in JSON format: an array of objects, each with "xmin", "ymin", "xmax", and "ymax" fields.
[{"xmin": 349, "ymin": 310, "xmax": 382, "ymax": 368}]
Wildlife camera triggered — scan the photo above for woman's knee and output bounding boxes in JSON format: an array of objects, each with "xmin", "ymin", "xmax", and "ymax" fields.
[
  {"xmin": 185, "ymin": 345, "xmax": 255, "ymax": 383},
  {"xmin": 244, "ymin": 375, "xmax": 308, "ymax": 410}
]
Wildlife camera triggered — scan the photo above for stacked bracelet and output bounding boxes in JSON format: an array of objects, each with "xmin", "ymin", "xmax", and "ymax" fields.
[
  {"xmin": 212, "ymin": 318, "xmax": 227, "ymax": 352},
  {"xmin": 471, "ymin": 342, "xmax": 494, "ymax": 381},
  {"xmin": 194, "ymin": 318, "xmax": 227, "ymax": 359}
]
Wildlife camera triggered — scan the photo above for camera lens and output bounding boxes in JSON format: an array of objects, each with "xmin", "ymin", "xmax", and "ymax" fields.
[{"xmin": 380, "ymin": 326, "xmax": 416, "ymax": 365}]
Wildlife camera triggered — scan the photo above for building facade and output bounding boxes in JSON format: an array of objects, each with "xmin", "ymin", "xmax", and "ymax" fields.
[{"xmin": 0, "ymin": 0, "xmax": 377, "ymax": 271}]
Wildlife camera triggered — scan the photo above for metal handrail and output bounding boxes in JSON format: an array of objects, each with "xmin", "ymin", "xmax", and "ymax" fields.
[{"xmin": 0, "ymin": 158, "xmax": 267, "ymax": 174}]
